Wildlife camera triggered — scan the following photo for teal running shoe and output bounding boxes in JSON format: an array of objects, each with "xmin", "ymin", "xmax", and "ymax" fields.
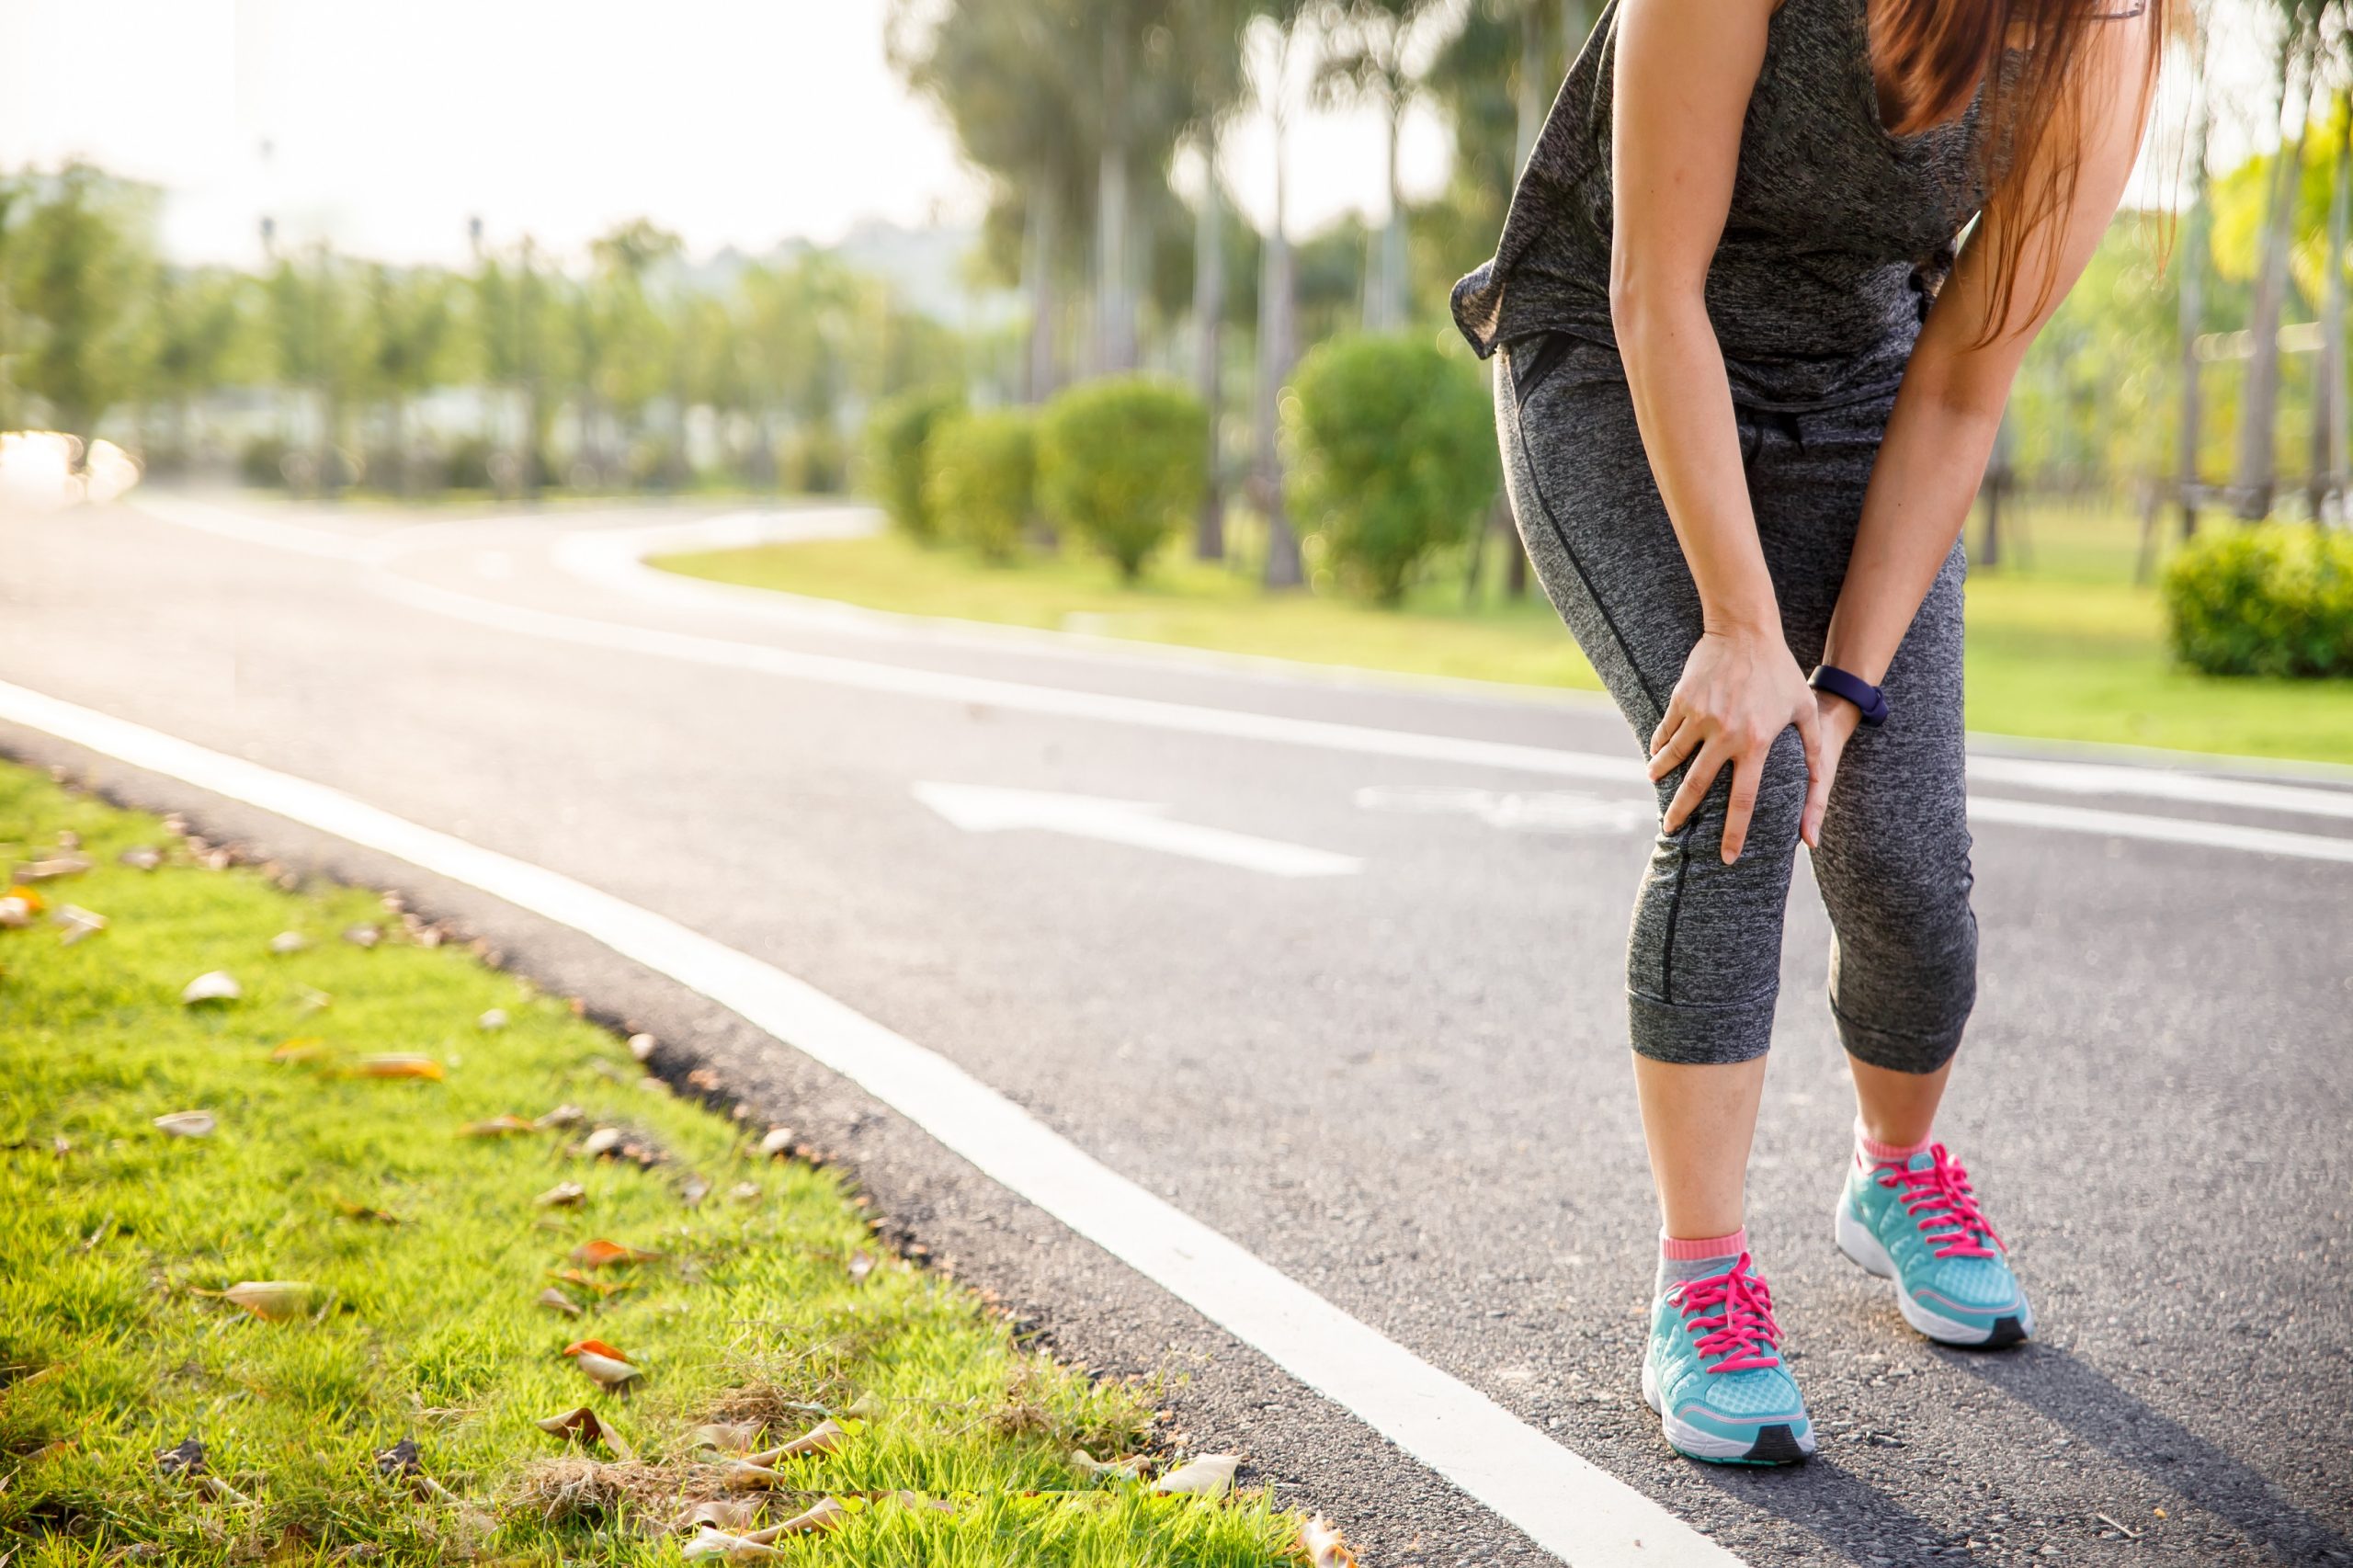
[
  {"xmin": 1641, "ymin": 1254, "xmax": 1815, "ymax": 1464},
  {"xmin": 1836, "ymin": 1144, "xmax": 2032, "ymax": 1347}
]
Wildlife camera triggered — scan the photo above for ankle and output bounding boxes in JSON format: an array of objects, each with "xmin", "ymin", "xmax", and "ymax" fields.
[
  {"xmin": 1656, "ymin": 1227, "xmax": 1749, "ymax": 1299},
  {"xmin": 1854, "ymin": 1118, "xmax": 1932, "ymax": 1167}
]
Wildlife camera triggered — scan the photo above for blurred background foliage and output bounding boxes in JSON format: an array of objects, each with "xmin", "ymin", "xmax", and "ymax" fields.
[{"xmin": 0, "ymin": 0, "xmax": 2346, "ymax": 672}]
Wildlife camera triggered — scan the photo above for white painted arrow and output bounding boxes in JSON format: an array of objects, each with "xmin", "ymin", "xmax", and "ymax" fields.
[{"xmin": 914, "ymin": 783, "xmax": 1363, "ymax": 879}]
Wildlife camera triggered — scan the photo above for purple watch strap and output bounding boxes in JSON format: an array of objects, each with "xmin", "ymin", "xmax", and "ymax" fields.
[{"xmin": 1809, "ymin": 665, "xmax": 1889, "ymax": 727}]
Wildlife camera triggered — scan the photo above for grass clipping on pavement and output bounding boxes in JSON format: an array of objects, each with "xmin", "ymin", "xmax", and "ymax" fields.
[{"xmin": 0, "ymin": 763, "xmax": 1325, "ymax": 1566}]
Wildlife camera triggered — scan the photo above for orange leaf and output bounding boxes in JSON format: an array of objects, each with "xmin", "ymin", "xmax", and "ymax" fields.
[
  {"xmin": 545, "ymin": 1268, "xmax": 634, "ymax": 1298},
  {"xmin": 561, "ymin": 1338, "xmax": 630, "ymax": 1360},
  {"xmin": 356, "ymin": 1054, "xmax": 444, "ymax": 1081},
  {"xmin": 569, "ymin": 1238, "xmax": 661, "ymax": 1267}
]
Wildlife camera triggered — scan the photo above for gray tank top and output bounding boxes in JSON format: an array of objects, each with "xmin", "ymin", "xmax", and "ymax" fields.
[{"xmin": 1451, "ymin": 0, "xmax": 1990, "ymax": 411}]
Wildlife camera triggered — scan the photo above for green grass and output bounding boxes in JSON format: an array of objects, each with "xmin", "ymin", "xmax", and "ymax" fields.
[
  {"xmin": 0, "ymin": 766, "xmax": 1298, "ymax": 1566},
  {"xmin": 655, "ymin": 501, "xmax": 2353, "ymax": 767}
]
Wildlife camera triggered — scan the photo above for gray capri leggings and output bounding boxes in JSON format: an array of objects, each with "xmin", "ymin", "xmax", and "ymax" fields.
[{"xmin": 1496, "ymin": 332, "xmax": 1976, "ymax": 1074}]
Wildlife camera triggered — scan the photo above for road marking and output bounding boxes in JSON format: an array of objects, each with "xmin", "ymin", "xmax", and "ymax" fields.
[
  {"xmin": 1355, "ymin": 785, "xmax": 1654, "ymax": 835},
  {"xmin": 368, "ymin": 573, "xmax": 2353, "ymax": 867},
  {"xmin": 0, "ymin": 676, "xmax": 1740, "ymax": 1568},
  {"xmin": 118, "ymin": 492, "xmax": 2353, "ymax": 858},
  {"xmin": 1966, "ymin": 795, "xmax": 2353, "ymax": 863},
  {"xmin": 915, "ymin": 783, "xmax": 1363, "ymax": 878}
]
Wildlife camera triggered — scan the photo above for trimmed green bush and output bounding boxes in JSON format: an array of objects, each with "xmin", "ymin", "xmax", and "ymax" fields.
[
  {"xmin": 1284, "ymin": 332, "xmax": 1498, "ymax": 605},
  {"xmin": 926, "ymin": 408, "xmax": 1036, "ymax": 562},
  {"xmin": 1038, "ymin": 377, "xmax": 1207, "ymax": 582},
  {"xmin": 863, "ymin": 387, "xmax": 964, "ymax": 540},
  {"xmin": 2162, "ymin": 523, "xmax": 2353, "ymax": 678}
]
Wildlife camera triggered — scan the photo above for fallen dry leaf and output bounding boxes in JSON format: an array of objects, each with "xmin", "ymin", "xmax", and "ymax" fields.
[
  {"xmin": 580, "ymin": 1127, "xmax": 623, "ymax": 1156},
  {"xmin": 628, "ymin": 1033, "xmax": 656, "ymax": 1062},
  {"xmin": 342, "ymin": 925, "xmax": 381, "ymax": 949},
  {"xmin": 181, "ymin": 971, "xmax": 241, "ymax": 1005},
  {"xmin": 683, "ymin": 1526, "xmax": 782, "ymax": 1562},
  {"xmin": 271, "ymin": 1038, "xmax": 328, "ymax": 1064},
  {"xmin": 1297, "ymin": 1515, "xmax": 1358, "ymax": 1567},
  {"xmin": 687, "ymin": 1067, "xmax": 722, "ymax": 1092},
  {"xmin": 357, "ymin": 1054, "xmax": 444, "ymax": 1081},
  {"xmin": 198, "ymin": 1280, "xmax": 316, "ymax": 1322},
  {"xmin": 51, "ymin": 905, "xmax": 105, "ymax": 945},
  {"xmin": 719, "ymin": 1460, "xmax": 787, "ymax": 1492},
  {"xmin": 691, "ymin": 1421, "xmax": 764, "ymax": 1453},
  {"xmin": 687, "ymin": 1498, "xmax": 762, "ymax": 1531},
  {"xmin": 0, "ymin": 894, "xmax": 33, "ymax": 928},
  {"xmin": 16, "ymin": 854, "xmax": 90, "ymax": 881},
  {"xmin": 569, "ymin": 1239, "xmax": 661, "ymax": 1267},
  {"xmin": 847, "ymin": 1251, "xmax": 876, "ymax": 1286},
  {"xmin": 745, "ymin": 1419, "xmax": 846, "ymax": 1465},
  {"xmin": 460, "ymin": 1115, "xmax": 538, "ymax": 1137},
  {"xmin": 561, "ymin": 1339, "xmax": 642, "ymax": 1388},
  {"xmin": 1069, "ymin": 1448, "xmax": 1148, "ymax": 1480},
  {"xmin": 119, "ymin": 846, "xmax": 163, "ymax": 870},
  {"xmin": 295, "ymin": 986, "xmax": 333, "ymax": 1013},
  {"xmin": 154, "ymin": 1435, "xmax": 255, "ymax": 1506},
  {"xmin": 729, "ymin": 1183, "xmax": 762, "ymax": 1204},
  {"xmin": 477, "ymin": 1008, "xmax": 508, "ymax": 1030},
  {"xmin": 767, "ymin": 1497, "xmax": 848, "ymax": 1536},
  {"xmin": 537, "ymin": 1286, "xmax": 585, "ymax": 1318},
  {"xmin": 153, "ymin": 1110, "xmax": 217, "ymax": 1139},
  {"xmin": 534, "ymin": 1405, "xmax": 634, "ymax": 1460},
  {"xmin": 374, "ymin": 1437, "xmax": 461, "ymax": 1504},
  {"xmin": 1154, "ymin": 1454, "xmax": 1239, "ymax": 1496},
  {"xmin": 681, "ymin": 1174, "xmax": 711, "ymax": 1207},
  {"xmin": 268, "ymin": 931, "xmax": 309, "ymax": 955},
  {"xmin": 536, "ymin": 1181, "xmax": 586, "ymax": 1208},
  {"xmin": 534, "ymin": 1104, "xmax": 585, "ymax": 1130},
  {"xmin": 757, "ymin": 1128, "xmax": 794, "ymax": 1158},
  {"xmin": 545, "ymin": 1268, "xmax": 633, "ymax": 1299},
  {"xmin": 337, "ymin": 1202, "xmax": 404, "ymax": 1225}
]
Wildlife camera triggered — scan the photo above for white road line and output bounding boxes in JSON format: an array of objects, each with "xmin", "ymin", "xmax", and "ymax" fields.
[
  {"xmin": 117, "ymin": 492, "xmax": 2353, "ymax": 857},
  {"xmin": 1966, "ymin": 795, "xmax": 2353, "ymax": 863},
  {"xmin": 369, "ymin": 573, "xmax": 2353, "ymax": 867},
  {"xmin": 0, "ymin": 677, "xmax": 1739, "ymax": 1568},
  {"xmin": 915, "ymin": 782, "xmax": 1365, "ymax": 878}
]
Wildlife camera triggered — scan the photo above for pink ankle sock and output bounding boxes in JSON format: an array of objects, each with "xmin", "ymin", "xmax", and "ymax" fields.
[
  {"xmin": 1855, "ymin": 1120, "xmax": 1932, "ymax": 1167},
  {"xmin": 1660, "ymin": 1227, "xmax": 1748, "ymax": 1263}
]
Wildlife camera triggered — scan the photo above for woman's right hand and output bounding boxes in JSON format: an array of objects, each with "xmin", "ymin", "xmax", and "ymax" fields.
[{"xmin": 1644, "ymin": 627, "xmax": 1825, "ymax": 864}]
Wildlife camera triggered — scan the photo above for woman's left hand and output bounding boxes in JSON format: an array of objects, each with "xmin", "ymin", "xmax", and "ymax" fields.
[{"xmin": 1800, "ymin": 690, "xmax": 1861, "ymax": 849}]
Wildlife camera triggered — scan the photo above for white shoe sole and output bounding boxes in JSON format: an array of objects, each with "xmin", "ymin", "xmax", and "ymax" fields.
[
  {"xmin": 1642, "ymin": 1356, "xmax": 1815, "ymax": 1462},
  {"xmin": 1835, "ymin": 1202, "xmax": 2033, "ymax": 1346}
]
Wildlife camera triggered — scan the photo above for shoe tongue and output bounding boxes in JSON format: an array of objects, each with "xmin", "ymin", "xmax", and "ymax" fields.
[{"xmin": 1902, "ymin": 1151, "xmax": 1936, "ymax": 1174}]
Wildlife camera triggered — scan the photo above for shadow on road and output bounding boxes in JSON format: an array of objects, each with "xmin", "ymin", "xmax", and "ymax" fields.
[
  {"xmin": 1696, "ymin": 1453, "xmax": 1960, "ymax": 1562},
  {"xmin": 1954, "ymin": 1342, "xmax": 2352, "ymax": 1563}
]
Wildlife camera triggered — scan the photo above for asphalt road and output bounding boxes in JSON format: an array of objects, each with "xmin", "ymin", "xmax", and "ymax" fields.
[{"xmin": 3, "ymin": 491, "xmax": 2347, "ymax": 1568}]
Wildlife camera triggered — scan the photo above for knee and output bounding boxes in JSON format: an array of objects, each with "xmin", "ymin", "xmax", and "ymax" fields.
[{"xmin": 1665, "ymin": 725, "xmax": 1808, "ymax": 865}]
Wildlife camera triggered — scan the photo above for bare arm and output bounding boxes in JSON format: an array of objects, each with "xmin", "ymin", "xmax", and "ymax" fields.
[
  {"xmin": 1822, "ymin": 8, "xmax": 2157, "ymax": 688},
  {"xmin": 1612, "ymin": 0, "xmax": 1823, "ymax": 863}
]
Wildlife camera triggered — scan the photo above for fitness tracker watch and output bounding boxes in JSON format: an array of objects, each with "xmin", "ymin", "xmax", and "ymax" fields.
[{"xmin": 1809, "ymin": 665, "xmax": 1889, "ymax": 727}]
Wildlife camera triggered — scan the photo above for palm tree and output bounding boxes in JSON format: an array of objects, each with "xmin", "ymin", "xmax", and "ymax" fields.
[
  {"xmin": 2176, "ymin": 0, "xmax": 2215, "ymax": 537},
  {"xmin": 2233, "ymin": 4, "xmax": 2323, "ymax": 519},
  {"xmin": 1248, "ymin": 3, "xmax": 1313, "ymax": 587},
  {"xmin": 2315, "ymin": 91, "xmax": 2350, "ymax": 519},
  {"xmin": 1174, "ymin": 0, "xmax": 1258, "ymax": 557},
  {"xmin": 1319, "ymin": 0, "xmax": 1446, "ymax": 331}
]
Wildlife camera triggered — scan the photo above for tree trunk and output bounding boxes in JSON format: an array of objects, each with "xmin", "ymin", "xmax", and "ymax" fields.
[
  {"xmin": 1096, "ymin": 18, "xmax": 1136, "ymax": 376},
  {"xmin": 2313, "ymin": 97, "xmax": 2350, "ymax": 522},
  {"xmin": 1195, "ymin": 132, "xmax": 1228, "ymax": 560},
  {"xmin": 2233, "ymin": 31, "xmax": 2309, "ymax": 522},
  {"xmin": 1259, "ymin": 98, "xmax": 1302, "ymax": 590},
  {"xmin": 1493, "ymin": 2, "xmax": 1553, "ymax": 599},
  {"xmin": 1373, "ymin": 93, "xmax": 1407, "ymax": 331},
  {"xmin": 1024, "ymin": 174, "xmax": 1060, "ymax": 403},
  {"xmin": 2175, "ymin": 6, "xmax": 2211, "ymax": 538}
]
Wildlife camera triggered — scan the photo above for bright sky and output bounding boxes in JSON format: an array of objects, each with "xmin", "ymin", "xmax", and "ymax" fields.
[{"xmin": 0, "ymin": 0, "xmax": 2287, "ymax": 272}]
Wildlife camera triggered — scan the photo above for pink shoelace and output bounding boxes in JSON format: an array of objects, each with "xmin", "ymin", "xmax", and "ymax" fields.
[
  {"xmin": 1669, "ymin": 1253, "xmax": 1785, "ymax": 1373},
  {"xmin": 1877, "ymin": 1143, "xmax": 2003, "ymax": 1258}
]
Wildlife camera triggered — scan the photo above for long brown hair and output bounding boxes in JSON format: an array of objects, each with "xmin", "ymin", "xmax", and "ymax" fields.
[{"xmin": 1869, "ymin": 0, "xmax": 2168, "ymax": 333}]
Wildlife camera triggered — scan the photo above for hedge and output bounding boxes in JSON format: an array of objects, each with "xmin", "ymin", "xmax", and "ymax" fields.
[
  {"xmin": 2162, "ymin": 523, "xmax": 2353, "ymax": 679},
  {"xmin": 926, "ymin": 408, "xmax": 1036, "ymax": 562},
  {"xmin": 1037, "ymin": 377, "xmax": 1206, "ymax": 582},
  {"xmin": 863, "ymin": 387, "xmax": 965, "ymax": 540},
  {"xmin": 1284, "ymin": 332, "xmax": 1497, "ymax": 605}
]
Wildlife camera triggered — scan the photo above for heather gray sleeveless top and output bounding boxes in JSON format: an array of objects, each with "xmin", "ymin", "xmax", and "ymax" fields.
[{"xmin": 1451, "ymin": 0, "xmax": 1991, "ymax": 411}]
